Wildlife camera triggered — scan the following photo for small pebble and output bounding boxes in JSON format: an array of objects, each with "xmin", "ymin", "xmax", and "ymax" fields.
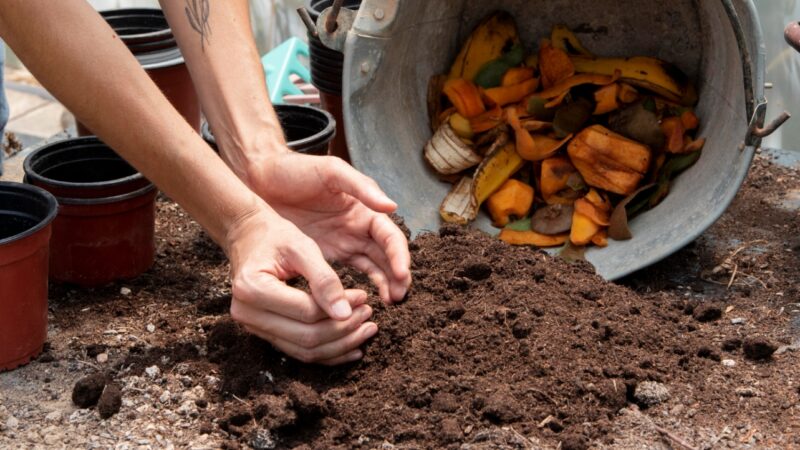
[
  {"xmin": 146, "ymin": 324, "xmax": 156, "ymax": 333},
  {"xmin": 634, "ymin": 381, "xmax": 671, "ymax": 407},
  {"xmin": 722, "ymin": 359, "xmax": 736, "ymax": 367},
  {"xmin": 731, "ymin": 318, "xmax": 746, "ymax": 325},
  {"xmin": 96, "ymin": 353, "xmax": 109, "ymax": 364},
  {"xmin": 735, "ymin": 387, "xmax": 759, "ymax": 398},
  {"xmin": 120, "ymin": 287, "xmax": 132, "ymax": 296},
  {"xmin": 145, "ymin": 365, "xmax": 161, "ymax": 379},
  {"xmin": 6, "ymin": 416, "xmax": 19, "ymax": 430}
]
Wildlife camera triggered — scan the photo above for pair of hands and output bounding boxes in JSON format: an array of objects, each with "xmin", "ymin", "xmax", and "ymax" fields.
[{"xmin": 222, "ymin": 150, "xmax": 411, "ymax": 365}]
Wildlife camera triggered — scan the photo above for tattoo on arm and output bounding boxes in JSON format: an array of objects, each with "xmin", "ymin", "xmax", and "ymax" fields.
[{"xmin": 185, "ymin": 0, "xmax": 211, "ymax": 51}]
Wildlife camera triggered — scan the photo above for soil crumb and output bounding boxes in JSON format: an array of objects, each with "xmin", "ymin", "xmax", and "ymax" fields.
[
  {"xmin": 743, "ymin": 336, "xmax": 778, "ymax": 361},
  {"xmin": 72, "ymin": 372, "xmax": 106, "ymax": 408},
  {"xmin": 98, "ymin": 384, "xmax": 123, "ymax": 419}
]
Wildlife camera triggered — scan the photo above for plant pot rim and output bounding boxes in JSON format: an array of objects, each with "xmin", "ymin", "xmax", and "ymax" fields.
[
  {"xmin": 204, "ymin": 105, "xmax": 336, "ymax": 152},
  {"xmin": 23, "ymin": 136, "xmax": 146, "ymax": 192},
  {"xmin": 0, "ymin": 181, "xmax": 58, "ymax": 247},
  {"xmin": 56, "ymin": 183, "xmax": 157, "ymax": 207},
  {"xmin": 277, "ymin": 105, "xmax": 337, "ymax": 150},
  {"xmin": 100, "ymin": 8, "xmax": 185, "ymax": 69}
]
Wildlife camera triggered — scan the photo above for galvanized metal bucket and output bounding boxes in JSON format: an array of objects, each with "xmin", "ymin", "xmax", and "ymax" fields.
[{"xmin": 325, "ymin": 0, "xmax": 787, "ymax": 279}]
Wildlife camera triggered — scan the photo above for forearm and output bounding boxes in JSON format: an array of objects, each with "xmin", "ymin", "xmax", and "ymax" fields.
[
  {"xmin": 159, "ymin": 0, "xmax": 288, "ymax": 182},
  {"xmin": 0, "ymin": 0, "xmax": 270, "ymax": 248}
]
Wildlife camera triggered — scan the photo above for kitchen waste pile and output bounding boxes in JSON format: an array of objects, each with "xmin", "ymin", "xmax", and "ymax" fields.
[{"xmin": 426, "ymin": 11, "xmax": 705, "ymax": 250}]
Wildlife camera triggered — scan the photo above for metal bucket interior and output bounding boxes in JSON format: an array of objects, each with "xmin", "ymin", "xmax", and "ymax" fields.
[{"xmin": 343, "ymin": 0, "xmax": 765, "ymax": 280}]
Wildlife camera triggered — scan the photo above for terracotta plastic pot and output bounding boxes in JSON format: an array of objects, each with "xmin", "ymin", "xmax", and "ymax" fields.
[
  {"xmin": 202, "ymin": 104, "xmax": 336, "ymax": 156},
  {"xmin": 77, "ymin": 8, "xmax": 200, "ymax": 135},
  {"xmin": 0, "ymin": 182, "xmax": 58, "ymax": 371},
  {"xmin": 319, "ymin": 91, "xmax": 350, "ymax": 161},
  {"xmin": 24, "ymin": 137, "xmax": 157, "ymax": 287}
]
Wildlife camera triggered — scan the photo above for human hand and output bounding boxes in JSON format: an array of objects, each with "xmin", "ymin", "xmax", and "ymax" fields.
[
  {"xmin": 235, "ymin": 151, "xmax": 412, "ymax": 303},
  {"xmin": 225, "ymin": 206, "xmax": 378, "ymax": 365}
]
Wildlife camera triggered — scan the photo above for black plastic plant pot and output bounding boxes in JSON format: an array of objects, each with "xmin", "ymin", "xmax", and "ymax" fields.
[
  {"xmin": 0, "ymin": 182, "xmax": 58, "ymax": 371},
  {"xmin": 306, "ymin": 0, "xmax": 362, "ymax": 23},
  {"xmin": 203, "ymin": 105, "xmax": 336, "ymax": 156},
  {"xmin": 23, "ymin": 137, "xmax": 157, "ymax": 287},
  {"xmin": 23, "ymin": 137, "xmax": 150, "ymax": 199},
  {"xmin": 306, "ymin": 0, "xmax": 362, "ymax": 96},
  {"xmin": 76, "ymin": 8, "xmax": 200, "ymax": 134}
]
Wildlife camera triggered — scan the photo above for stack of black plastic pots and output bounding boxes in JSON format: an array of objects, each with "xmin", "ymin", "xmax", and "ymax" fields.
[
  {"xmin": 76, "ymin": 9, "xmax": 201, "ymax": 135},
  {"xmin": 306, "ymin": 0, "xmax": 362, "ymax": 162},
  {"xmin": 202, "ymin": 104, "xmax": 336, "ymax": 156}
]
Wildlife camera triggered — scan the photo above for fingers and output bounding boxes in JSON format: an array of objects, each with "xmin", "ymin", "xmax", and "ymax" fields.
[
  {"xmin": 323, "ymin": 158, "xmax": 397, "ymax": 214},
  {"xmin": 267, "ymin": 322, "xmax": 378, "ymax": 365},
  {"xmin": 317, "ymin": 350, "xmax": 365, "ymax": 366},
  {"xmin": 235, "ymin": 301, "xmax": 374, "ymax": 349},
  {"xmin": 284, "ymin": 238, "xmax": 352, "ymax": 320},
  {"xmin": 232, "ymin": 269, "xmax": 367, "ymax": 323},
  {"xmin": 348, "ymin": 255, "xmax": 391, "ymax": 301},
  {"xmin": 369, "ymin": 214, "xmax": 412, "ymax": 301}
]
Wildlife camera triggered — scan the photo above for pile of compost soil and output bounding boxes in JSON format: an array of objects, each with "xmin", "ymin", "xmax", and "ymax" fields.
[
  {"xmin": 193, "ymin": 224, "xmax": 797, "ymax": 449},
  {"xmin": 15, "ymin": 154, "xmax": 794, "ymax": 449}
]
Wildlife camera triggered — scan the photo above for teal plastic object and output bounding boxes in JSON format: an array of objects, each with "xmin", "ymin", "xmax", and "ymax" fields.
[{"xmin": 261, "ymin": 37, "xmax": 311, "ymax": 105}]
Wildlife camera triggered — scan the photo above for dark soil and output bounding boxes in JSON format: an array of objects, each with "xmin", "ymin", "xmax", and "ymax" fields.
[
  {"xmin": 71, "ymin": 373, "xmax": 106, "ymax": 408},
  {"xmin": 97, "ymin": 384, "xmax": 123, "ymax": 419},
  {"xmin": 46, "ymin": 155, "xmax": 800, "ymax": 449},
  {"xmin": 742, "ymin": 336, "xmax": 778, "ymax": 361}
]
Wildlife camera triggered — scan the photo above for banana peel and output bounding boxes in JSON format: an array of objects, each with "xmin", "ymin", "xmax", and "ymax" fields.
[
  {"xmin": 449, "ymin": 113, "xmax": 475, "ymax": 139},
  {"xmin": 439, "ymin": 137, "xmax": 522, "ymax": 224},
  {"xmin": 427, "ymin": 74, "xmax": 448, "ymax": 132},
  {"xmin": 449, "ymin": 11, "xmax": 521, "ymax": 82},
  {"xmin": 551, "ymin": 25, "xmax": 594, "ymax": 57},
  {"xmin": 571, "ymin": 55, "xmax": 697, "ymax": 106},
  {"xmin": 440, "ymin": 176, "xmax": 478, "ymax": 224},
  {"xmin": 474, "ymin": 141, "xmax": 525, "ymax": 205},
  {"xmin": 425, "ymin": 122, "xmax": 483, "ymax": 175}
]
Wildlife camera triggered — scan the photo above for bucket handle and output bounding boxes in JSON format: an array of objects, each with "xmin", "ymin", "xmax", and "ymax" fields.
[
  {"xmin": 721, "ymin": 0, "xmax": 790, "ymax": 147},
  {"xmin": 297, "ymin": 0, "xmax": 355, "ymax": 53}
]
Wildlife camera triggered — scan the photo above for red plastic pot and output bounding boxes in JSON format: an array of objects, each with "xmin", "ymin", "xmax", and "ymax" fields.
[
  {"xmin": 0, "ymin": 182, "xmax": 58, "ymax": 371},
  {"xmin": 24, "ymin": 137, "xmax": 157, "ymax": 287},
  {"xmin": 77, "ymin": 8, "xmax": 200, "ymax": 135},
  {"xmin": 319, "ymin": 91, "xmax": 349, "ymax": 161}
]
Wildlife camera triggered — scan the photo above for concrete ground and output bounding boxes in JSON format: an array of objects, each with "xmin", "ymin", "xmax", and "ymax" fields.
[{"xmin": 1, "ymin": 68, "xmax": 71, "ymax": 183}]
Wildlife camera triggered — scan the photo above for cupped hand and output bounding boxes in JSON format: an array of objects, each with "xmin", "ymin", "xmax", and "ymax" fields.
[
  {"xmin": 225, "ymin": 207, "xmax": 378, "ymax": 365},
  {"xmin": 239, "ymin": 152, "xmax": 412, "ymax": 303}
]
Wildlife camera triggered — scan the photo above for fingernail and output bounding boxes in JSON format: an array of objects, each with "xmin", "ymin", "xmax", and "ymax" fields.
[
  {"xmin": 358, "ymin": 305, "xmax": 373, "ymax": 320},
  {"xmin": 363, "ymin": 323, "xmax": 378, "ymax": 339},
  {"xmin": 331, "ymin": 300, "xmax": 352, "ymax": 319}
]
